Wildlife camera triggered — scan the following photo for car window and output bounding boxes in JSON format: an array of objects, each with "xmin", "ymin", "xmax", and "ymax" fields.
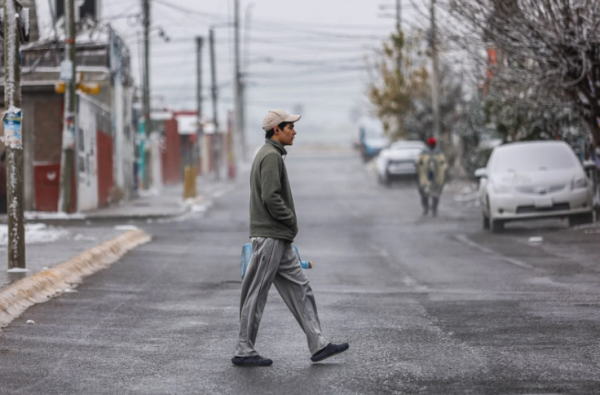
[
  {"xmin": 393, "ymin": 148, "xmax": 423, "ymax": 156},
  {"xmin": 364, "ymin": 130, "xmax": 384, "ymax": 138},
  {"xmin": 391, "ymin": 142, "xmax": 425, "ymax": 150},
  {"xmin": 491, "ymin": 144, "xmax": 579, "ymax": 173}
]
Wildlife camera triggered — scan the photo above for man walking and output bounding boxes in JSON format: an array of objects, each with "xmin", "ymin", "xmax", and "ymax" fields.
[
  {"xmin": 417, "ymin": 137, "xmax": 448, "ymax": 217},
  {"xmin": 232, "ymin": 109, "xmax": 349, "ymax": 366}
]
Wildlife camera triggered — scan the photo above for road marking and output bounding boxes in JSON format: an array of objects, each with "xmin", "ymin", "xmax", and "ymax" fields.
[
  {"xmin": 372, "ymin": 245, "xmax": 429, "ymax": 291},
  {"xmin": 454, "ymin": 234, "xmax": 537, "ymax": 270}
]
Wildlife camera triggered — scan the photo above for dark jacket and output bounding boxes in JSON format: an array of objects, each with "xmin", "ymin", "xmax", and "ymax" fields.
[{"xmin": 249, "ymin": 139, "xmax": 298, "ymax": 242}]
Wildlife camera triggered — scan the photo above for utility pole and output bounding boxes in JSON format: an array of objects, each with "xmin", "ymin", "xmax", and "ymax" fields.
[
  {"xmin": 395, "ymin": 0, "xmax": 401, "ymax": 73},
  {"xmin": 142, "ymin": 0, "xmax": 151, "ymax": 188},
  {"xmin": 234, "ymin": 0, "xmax": 244, "ymax": 162},
  {"xmin": 430, "ymin": 0, "xmax": 441, "ymax": 140},
  {"xmin": 58, "ymin": 0, "xmax": 76, "ymax": 213},
  {"xmin": 209, "ymin": 28, "xmax": 220, "ymax": 180},
  {"xmin": 241, "ymin": 3, "xmax": 255, "ymax": 164},
  {"xmin": 3, "ymin": 0, "xmax": 26, "ymax": 269},
  {"xmin": 196, "ymin": 36, "xmax": 204, "ymax": 172},
  {"xmin": 396, "ymin": 0, "xmax": 401, "ymax": 33},
  {"xmin": 379, "ymin": 1, "xmax": 402, "ymax": 71}
]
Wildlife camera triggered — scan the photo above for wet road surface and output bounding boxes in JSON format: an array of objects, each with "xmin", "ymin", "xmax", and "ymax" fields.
[{"xmin": 1, "ymin": 152, "xmax": 599, "ymax": 394}]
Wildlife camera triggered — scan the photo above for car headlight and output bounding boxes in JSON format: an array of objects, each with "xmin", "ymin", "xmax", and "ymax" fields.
[
  {"xmin": 572, "ymin": 176, "xmax": 589, "ymax": 189},
  {"xmin": 493, "ymin": 183, "xmax": 511, "ymax": 193}
]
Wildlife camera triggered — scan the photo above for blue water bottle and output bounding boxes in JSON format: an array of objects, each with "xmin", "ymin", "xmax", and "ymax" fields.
[
  {"xmin": 293, "ymin": 245, "xmax": 313, "ymax": 270},
  {"xmin": 241, "ymin": 243, "xmax": 312, "ymax": 279},
  {"xmin": 241, "ymin": 243, "xmax": 253, "ymax": 279}
]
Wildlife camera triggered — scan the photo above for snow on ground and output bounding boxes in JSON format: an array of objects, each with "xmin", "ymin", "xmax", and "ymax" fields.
[
  {"xmin": 137, "ymin": 188, "xmax": 161, "ymax": 198},
  {"xmin": 453, "ymin": 185, "xmax": 480, "ymax": 203},
  {"xmin": 114, "ymin": 225, "xmax": 139, "ymax": 231},
  {"xmin": 449, "ymin": 181, "xmax": 481, "ymax": 208},
  {"xmin": 573, "ymin": 221, "xmax": 600, "ymax": 234},
  {"xmin": 25, "ymin": 211, "xmax": 86, "ymax": 220},
  {"xmin": 7, "ymin": 267, "xmax": 29, "ymax": 273},
  {"xmin": 0, "ymin": 223, "xmax": 69, "ymax": 245},
  {"xmin": 73, "ymin": 233, "xmax": 97, "ymax": 241}
]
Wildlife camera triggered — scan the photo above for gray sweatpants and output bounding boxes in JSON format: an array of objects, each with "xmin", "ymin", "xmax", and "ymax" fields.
[{"xmin": 235, "ymin": 237, "xmax": 329, "ymax": 357}]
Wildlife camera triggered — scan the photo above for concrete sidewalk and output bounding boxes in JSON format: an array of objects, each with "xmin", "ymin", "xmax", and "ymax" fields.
[
  {"xmin": 22, "ymin": 183, "xmax": 194, "ymax": 224},
  {"xmin": 85, "ymin": 184, "xmax": 192, "ymax": 220},
  {"xmin": 85, "ymin": 170, "xmax": 248, "ymax": 221},
  {"xmin": 13, "ymin": 175, "xmax": 239, "ymax": 224}
]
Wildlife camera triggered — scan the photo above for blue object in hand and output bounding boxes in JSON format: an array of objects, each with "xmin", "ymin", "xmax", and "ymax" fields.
[{"xmin": 241, "ymin": 243, "xmax": 312, "ymax": 279}]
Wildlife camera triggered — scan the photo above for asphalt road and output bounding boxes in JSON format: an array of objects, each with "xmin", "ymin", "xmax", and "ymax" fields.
[{"xmin": 1, "ymin": 152, "xmax": 599, "ymax": 394}]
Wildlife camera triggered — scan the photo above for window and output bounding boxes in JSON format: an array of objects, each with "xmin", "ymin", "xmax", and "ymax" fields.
[{"xmin": 491, "ymin": 143, "xmax": 578, "ymax": 173}]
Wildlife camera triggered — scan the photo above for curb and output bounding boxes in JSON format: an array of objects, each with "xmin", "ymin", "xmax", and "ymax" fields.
[{"xmin": 0, "ymin": 228, "xmax": 152, "ymax": 329}]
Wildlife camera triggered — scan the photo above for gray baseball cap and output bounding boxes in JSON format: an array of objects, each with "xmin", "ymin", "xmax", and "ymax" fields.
[{"xmin": 262, "ymin": 109, "xmax": 301, "ymax": 131}]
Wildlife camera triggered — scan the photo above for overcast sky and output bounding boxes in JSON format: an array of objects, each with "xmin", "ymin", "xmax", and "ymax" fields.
[{"xmin": 35, "ymin": 0, "xmax": 431, "ymax": 147}]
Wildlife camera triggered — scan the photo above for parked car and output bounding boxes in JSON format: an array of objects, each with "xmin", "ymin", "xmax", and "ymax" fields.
[
  {"xmin": 359, "ymin": 118, "xmax": 388, "ymax": 161},
  {"xmin": 376, "ymin": 140, "xmax": 426, "ymax": 185},
  {"xmin": 475, "ymin": 141, "xmax": 595, "ymax": 233}
]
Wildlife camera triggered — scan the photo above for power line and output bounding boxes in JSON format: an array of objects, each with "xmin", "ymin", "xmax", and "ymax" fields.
[
  {"xmin": 152, "ymin": 0, "xmax": 394, "ymax": 31},
  {"xmin": 151, "ymin": 0, "xmax": 390, "ymax": 40}
]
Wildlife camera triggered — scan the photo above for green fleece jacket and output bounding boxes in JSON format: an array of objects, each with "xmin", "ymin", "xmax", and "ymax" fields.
[{"xmin": 249, "ymin": 138, "xmax": 298, "ymax": 242}]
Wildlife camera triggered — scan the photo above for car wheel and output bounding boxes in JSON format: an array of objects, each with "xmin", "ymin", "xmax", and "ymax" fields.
[
  {"xmin": 484, "ymin": 195, "xmax": 494, "ymax": 231},
  {"xmin": 568, "ymin": 212, "xmax": 594, "ymax": 227},
  {"xmin": 483, "ymin": 215, "xmax": 490, "ymax": 230},
  {"xmin": 491, "ymin": 219, "xmax": 504, "ymax": 233}
]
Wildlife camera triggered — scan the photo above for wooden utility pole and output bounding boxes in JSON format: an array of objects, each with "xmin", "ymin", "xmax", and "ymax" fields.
[
  {"xmin": 241, "ymin": 4, "xmax": 255, "ymax": 163},
  {"xmin": 209, "ymin": 28, "xmax": 220, "ymax": 180},
  {"xmin": 58, "ymin": 0, "xmax": 76, "ymax": 213},
  {"xmin": 141, "ymin": 0, "xmax": 151, "ymax": 188},
  {"xmin": 430, "ymin": 0, "xmax": 441, "ymax": 140},
  {"xmin": 196, "ymin": 36, "xmax": 204, "ymax": 172},
  {"xmin": 3, "ymin": 0, "xmax": 26, "ymax": 269},
  {"xmin": 183, "ymin": 36, "xmax": 204, "ymax": 200},
  {"xmin": 233, "ymin": 0, "xmax": 244, "ymax": 162}
]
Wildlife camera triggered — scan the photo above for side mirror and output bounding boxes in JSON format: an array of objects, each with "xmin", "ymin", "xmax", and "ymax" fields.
[
  {"xmin": 583, "ymin": 160, "xmax": 597, "ymax": 171},
  {"xmin": 474, "ymin": 168, "xmax": 487, "ymax": 178}
]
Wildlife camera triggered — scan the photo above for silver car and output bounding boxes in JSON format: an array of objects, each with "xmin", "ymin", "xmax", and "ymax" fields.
[
  {"xmin": 376, "ymin": 141, "xmax": 426, "ymax": 185},
  {"xmin": 475, "ymin": 141, "xmax": 595, "ymax": 232}
]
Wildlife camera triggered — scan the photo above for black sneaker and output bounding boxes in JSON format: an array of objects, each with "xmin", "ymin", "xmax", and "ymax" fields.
[
  {"xmin": 310, "ymin": 343, "xmax": 349, "ymax": 362},
  {"xmin": 231, "ymin": 355, "xmax": 273, "ymax": 366}
]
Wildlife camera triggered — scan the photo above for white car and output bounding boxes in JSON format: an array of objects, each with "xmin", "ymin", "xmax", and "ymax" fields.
[
  {"xmin": 475, "ymin": 141, "xmax": 595, "ymax": 232},
  {"xmin": 376, "ymin": 140, "xmax": 426, "ymax": 185}
]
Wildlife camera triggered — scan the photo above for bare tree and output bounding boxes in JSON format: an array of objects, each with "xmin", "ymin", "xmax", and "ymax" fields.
[{"xmin": 448, "ymin": 0, "xmax": 600, "ymax": 146}]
